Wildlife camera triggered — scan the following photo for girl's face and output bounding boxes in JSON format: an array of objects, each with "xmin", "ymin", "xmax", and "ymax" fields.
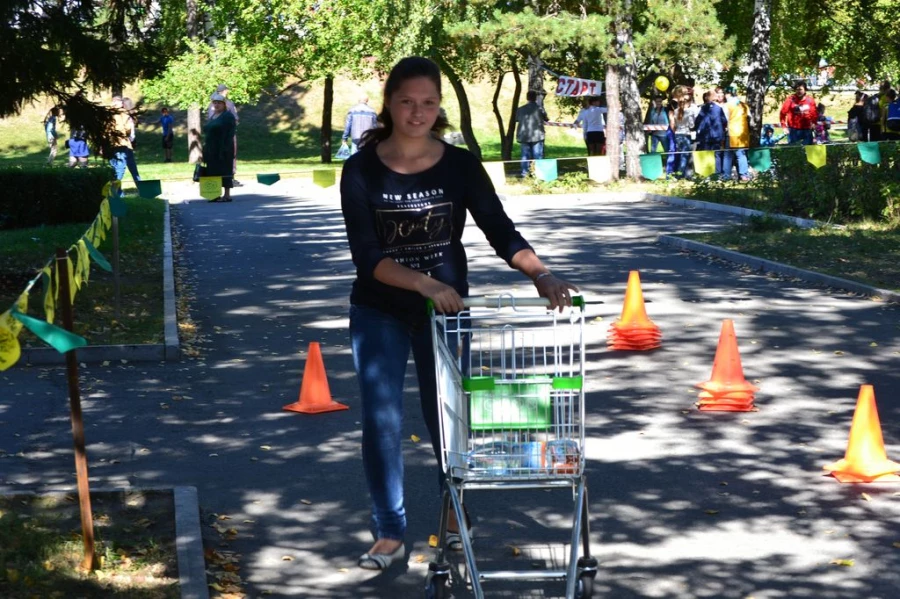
[
  {"xmin": 212, "ymin": 100, "xmax": 225, "ymax": 114},
  {"xmin": 387, "ymin": 77, "xmax": 441, "ymax": 140}
]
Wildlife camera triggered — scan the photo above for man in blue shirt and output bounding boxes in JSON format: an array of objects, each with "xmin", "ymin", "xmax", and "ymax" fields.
[
  {"xmin": 342, "ymin": 96, "xmax": 379, "ymax": 155},
  {"xmin": 694, "ymin": 91, "xmax": 729, "ymax": 177},
  {"xmin": 155, "ymin": 107, "xmax": 175, "ymax": 163}
]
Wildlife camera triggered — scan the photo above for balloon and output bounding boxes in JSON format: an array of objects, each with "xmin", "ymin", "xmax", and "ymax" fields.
[{"xmin": 655, "ymin": 76, "xmax": 670, "ymax": 92}]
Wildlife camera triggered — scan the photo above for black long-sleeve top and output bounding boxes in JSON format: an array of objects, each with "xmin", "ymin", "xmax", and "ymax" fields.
[{"xmin": 340, "ymin": 142, "xmax": 532, "ymax": 326}]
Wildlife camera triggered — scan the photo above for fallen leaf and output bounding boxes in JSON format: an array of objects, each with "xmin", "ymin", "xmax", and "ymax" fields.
[
  {"xmin": 892, "ymin": 542, "xmax": 900, "ymax": 549},
  {"xmin": 209, "ymin": 583, "xmax": 225, "ymax": 591},
  {"xmin": 410, "ymin": 434, "xmax": 421, "ymax": 443},
  {"xmin": 218, "ymin": 514, "xmax": 232, "ymax": 520},
  {"xmin": 704, "ymin": 509, "xmax": 720, "ymax": 515},
  {"xmin": 338, "ymin": 568, "xmax": 348, "ymax": 573},
  {"xmin": 428, "ymin": 535, "xmax": 438, "ymax": 548},
  {"xmin": 834, "ymin": 350, "xmax": 844, "ymax": 356},
  {"xmin": 861, "ymin": 493, "xmax": 872, "ymax": 502},
  {"xmin": 242, "ymin": 519, "xmax": 255, "ymax": 524},
  {"xmin": 414, "ymin": 554, "xmax": 427, "ymax": 563},
  {"xmin": 829, "ymin": 558, "xmax": 854, "ymax": 567},
  {"xmin": 281, "ymin": 555, "xmax": 294, "ymax": 561},
  {"xmin": 509, "ymin": 545, "xmax": 521, "ymax": 557},
  {"xmin": 300, "ymin": 499, "xmax": 312, "ymax": 505},
  {"xmin": 260, "ymin": 445, "xmax": 272, "ymax": 451}
]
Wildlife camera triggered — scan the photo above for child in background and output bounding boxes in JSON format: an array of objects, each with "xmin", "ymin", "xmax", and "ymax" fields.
[
  {"xmin": 43, "ymin": 106, "xmax": 60, "ymax": 165},
  {"xmin": 66, "ymin": 128, "xmax": 90, "ymax": 168},
  {"xmin": 155, "ymin": 107, "xmax": 175, "ymax": 162},
  {"xmin": 760, "ymin": 124, "xmax": 785, "ymax": 147},
  {"xmin": 814, "ymin": 103, "xmax": 833, "ymax": 144}
]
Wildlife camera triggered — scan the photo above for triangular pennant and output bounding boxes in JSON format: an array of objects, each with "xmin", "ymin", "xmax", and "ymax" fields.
[
  {"xmin": 256, "ymin": 173, "xmax": 280, "ymax": 186},
  {"xmin": 805, "ymin": 144, "xmax": 826, "ymax": 168},
  {"xmin": 587, "ymin": 156, "xmax": 611, "ymax": 182},
  {"xmin": 639, "ymin": 153, "xmax": 663, "ymax": 181},
  {"xmin": 136, "ymin": 179, "xmax": 162, "ymax": 198},
  {"xmin": 748, "ymin": 148, "xmax": 772, "ymax": 172},
  {"xmin": 858, "ymin": 142, "xmax": 881, "ymax": 165},
  {"xmin": 100, "ymin": 198, "xmax": 111, "ymax": 228},
  {"xmin": 0, "ymin": 319, "xmax": 21, "ymax": 372},
  {"xmin": 109, "ymin": 194, "xmax": 128, "ymax": 218},
  {"xmin": 312, "ymin": 169, "xmax": 336, "ymax": 188},
  {"xmin": 66, "ymin": 256, "xmax": 77, "ymax": 305},
  {"xmin": 199, "ymin": 176, "xmax": 223, "ymax": 199},
  {"xmin": 534, "ymin": 159, "xmax": 558, "ymax": 182},
  {"xmin": 11, "ymin": 309, "xmax": 87, "ymax": 354},
  {"xmin": 42, "ymin": 266, "xmax": 55, "ymax": 324},
  {"xmin": 693, "ymin": 150, "xmax": 716, "ymax": 177},
  {"xmin": 75, "ymin": 240, "xmax": 90, "ymax": 286},
  {"xmin": 1, "ymin": 293, "xmax": 29, "ymax": 337},
  {"xmin": 102, "ymin": 180, "xmax": 123, "ymax": 199},
  {"xmin": 482, "ymin": 162, "xmax": 506, "ymax": 189},
  {"xmin": 83, "ymin": 237, "xmax": 112, "ymax": 271}
]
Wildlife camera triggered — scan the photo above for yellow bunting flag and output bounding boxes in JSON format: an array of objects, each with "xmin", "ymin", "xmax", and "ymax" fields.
[
  {"xmin": 805, "ymin": 144, "xmax": 826, "ymax": 168},
  {"xmin": 199, "ymin": 176, "xmax": 223, "ymax": 199},
  {"xmin": 587, "ymin": 156, "xmax": 611, "ymax": 183},
  {"xmin": 66, "ymin": 256, "xmax": 77, "ymax": 305},
  {"xmin": 312, "ymin": 169, "xmax": 336, "ymax": 188},
  {"xmin": 42, "ymin": 265, "xmax": 55, "ymax": 324},
  {"xmin": 100, "ymin": 198, "xmax": 111, "ymax": 228},
  {"xmin": 482, "ymin": 162, "xmax": 506, "ymax": 190},
  {"xmin": 693, "ymin": 151, "xmax": 717, "ymax": 177},
  {"xmin": 75, "ymin": 239, "xmax": 91, "ymax": 287},
  {"xmin": 2, "ymin": 294, "xmax": 29, "ymax": 337},
  {"xmin": 0, "ymin": 320, "xmax": 21, "ymax": 372}
]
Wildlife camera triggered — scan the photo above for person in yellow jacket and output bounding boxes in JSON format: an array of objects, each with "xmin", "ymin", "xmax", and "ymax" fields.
[{"xmin": 723, "ymin": 90, "xmax": 750, "ymax": 181}]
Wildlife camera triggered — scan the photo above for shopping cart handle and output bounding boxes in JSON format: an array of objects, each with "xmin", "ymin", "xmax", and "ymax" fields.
[{"xmin": 462, "ymin": 295, "xmax": 585, "ymax": 309}]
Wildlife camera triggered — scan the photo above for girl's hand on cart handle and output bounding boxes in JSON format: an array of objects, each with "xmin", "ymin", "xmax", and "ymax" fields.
[
  {"xmin": 418, "ymin": 277, "xmax": 465, "ymax": 314},
  {"xmin": 534, "ymin": 273, "xmax": 579, "ymax": 312}
]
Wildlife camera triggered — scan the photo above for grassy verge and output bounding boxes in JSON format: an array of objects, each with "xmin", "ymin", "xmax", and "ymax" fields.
[
  {"xmin": 0, "ymin": 490, "xmax": 179, "ymax": 598},
  {"xmin": 0, "ymin": 195, "xmax": 166, "ymax": 347},
  {"xmin": 678, "ymin": 216, "xmax": 900, "ymax": 292}
]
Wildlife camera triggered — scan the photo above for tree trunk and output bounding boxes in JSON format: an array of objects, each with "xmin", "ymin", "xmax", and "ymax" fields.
[
  {"xmin": 745, "ymin": 0, "xmax": 771, "ymax": 147},
  {"xmin": 527, "ymin": 54, "xmax": 545, "ymax": 107},
  {"xmin": 492, "ymin": 62, "xmax": 522, "ymax": 162},
  {"xmin": 605, "ymin": 61, "xmax": 621, "ymax": 181},
  {"xmin": 321, "ymin": 75, "xmax": 333, "ymax": 163},
  {"xmin": 617, "ymin": 0, "xmax": 644, "ymax": 180},
  {"xmin": 436, "ymin": 55, "xmax": 481, "ymax": 159},
  {"xmin": 186, "ymin": 0, "xmax": 202, "ymax": 164}
]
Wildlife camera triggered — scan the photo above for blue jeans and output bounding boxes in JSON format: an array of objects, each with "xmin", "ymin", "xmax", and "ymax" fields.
[
  {"xmin": 520, "ymin": 141, "xmax": 544, "ymax": 177},
  {"xmin": 350, "ymin": 304, "xmax": 467, "ymax": 541},
  {"xmin": 665, "ymin": 130, "xmax": 676, "ymax": 175},
  {"xmin": 109, "ymin": 148, "xmax": 141, "ymax": 182},
  {"xmin": 674, "ymin": 134, "xmax": 693, "ymax": 178},
  {"xmin": 788, "ymin": 128, "xmax": 813, "ymax": 146},
  {"xmin": 722, "ymin": 148, "xmax": 749, "ymax": 180}
]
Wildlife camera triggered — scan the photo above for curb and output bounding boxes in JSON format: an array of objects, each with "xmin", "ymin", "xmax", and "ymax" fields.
[
  {"xmin": 20, "ymin": 200, "xmax": 180, "ymax": 365},
  {"xmin": 658, "ymin": 234, "xmax": 900, "ymax": 303},
  {"xmin": 643, "ymin": 192, "xmax": 821, "ymax": 228},
  {"xmin": 174, "ymin": 486, "xmax": 210, "ymax": 599}
]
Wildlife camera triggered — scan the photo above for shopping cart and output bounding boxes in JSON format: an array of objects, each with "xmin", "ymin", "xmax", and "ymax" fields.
[{"xmin": 426, "ymin": 295, "xmax": 596, "ymax": 599}]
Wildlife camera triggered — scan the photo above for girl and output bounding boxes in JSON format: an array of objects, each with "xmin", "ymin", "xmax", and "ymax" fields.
[
  {"xmin": 340, "ymin": 56, "xmax": 578, "ymax": 570},
  {"xmin": 203, "ymin": 92, "xmax": 236, "ymax": 202}
]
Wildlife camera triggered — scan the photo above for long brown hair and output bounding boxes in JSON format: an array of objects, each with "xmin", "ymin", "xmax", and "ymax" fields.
[{"xmin": 359, "ymin": 56, "xmax": 450, "ymax": 148}]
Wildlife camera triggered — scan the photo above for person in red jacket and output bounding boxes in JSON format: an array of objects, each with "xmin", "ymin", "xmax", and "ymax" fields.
[{"xmin": 779, "ymin": 81, "xmax": 818, "ymax": 145}]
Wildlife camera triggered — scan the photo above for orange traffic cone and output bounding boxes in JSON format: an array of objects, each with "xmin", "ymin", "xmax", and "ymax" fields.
[
  {"xmin": 607, "ymin": 270, "xmax": 661, "ymax": 351},
  {"xmin": 695, "ymin": 320, "xmax": 758, "ymax": 412},
  {"xmin": 823, "ymin": 385, "xmax": 900, "ymax": 483},
  {"xmin": 283, "ymin": 342, "xmax": 349, "ymax": 414}
]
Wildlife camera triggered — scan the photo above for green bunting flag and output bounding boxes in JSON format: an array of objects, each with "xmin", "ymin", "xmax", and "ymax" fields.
[
  {"xmin": 11, "ymin": 308, "xmax": 87, "ymax": 354},
  {"xmin": 748, "ymin": 148, "xmax": 772, "ymax": 172},
  {"xmin": 693, "ymin": 151, "xmax": 716, "ymax": 177},
  {"xmin": 83, "ymin": 237, "xmax": 112, "ymax": 272},
  {"xmin": 136, "ymin": 180, "xmax": 162, "ymax": 198},
  {"xmin": 109, "ymin": 194, "xmax": 128, "ymax": 217},
  {"xmin": 639, "ymin": 154, "xmax": 663, "ymax": 181},
  {"xmin": 858, "ymin": 142, "xmax": 881, "ymax": 165},
  {"xmin": 805, "ymin": 144, "xmax": 826, "ymax": 168},
  {"xmin": 534, "ymin": 159, "xmax": 558, "ymax": 182},
  {"xmin": 312, "ymin": 169, "xmax": 336, "ymax": 188},
  {"xmin": 256, "ymin": 174, "xmax": 280, "ymax": 186}
]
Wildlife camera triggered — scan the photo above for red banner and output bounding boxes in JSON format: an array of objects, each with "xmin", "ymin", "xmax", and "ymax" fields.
[{"xmin": 554, "ymin": 76, "xmax": 603, "ymax": 97}]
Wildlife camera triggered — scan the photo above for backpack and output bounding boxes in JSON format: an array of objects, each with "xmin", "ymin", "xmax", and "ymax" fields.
[
  {"xmin": 863, "ymin": 95, "xmax": 881, "ymax": 124},
  {"xmin": 886, "ymin": 100, "xmax": 900, "ymax": 131}
]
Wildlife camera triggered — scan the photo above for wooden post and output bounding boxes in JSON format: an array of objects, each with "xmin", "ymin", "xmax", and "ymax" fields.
[{"xmin": 55, "ymin": 248, "xmax": 97, "ymax": 572}]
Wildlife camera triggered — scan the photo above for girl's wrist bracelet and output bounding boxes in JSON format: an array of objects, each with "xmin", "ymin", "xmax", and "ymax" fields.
[{"xmin": 533, "ymin": 271, "xmax": 553, "ymax": 283}]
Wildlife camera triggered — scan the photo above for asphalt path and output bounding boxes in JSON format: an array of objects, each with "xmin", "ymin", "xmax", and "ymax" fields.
[{"xmin": 2, "ymin": 180, "xmax": 899, "ymax": 598}]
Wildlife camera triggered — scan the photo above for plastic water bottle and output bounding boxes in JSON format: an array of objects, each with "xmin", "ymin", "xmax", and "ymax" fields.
[
  {"xmin": 546, "ymin": 439, "xmax": 580, "ymax": 474},
  {"xmin": 467, "ymin": 442, "xmax": 514, "ymax": 475}
]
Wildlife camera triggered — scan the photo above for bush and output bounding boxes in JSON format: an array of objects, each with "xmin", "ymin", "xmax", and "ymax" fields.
[
  {"xmin": 684, "ymin": 142, "xmax": 900, "ymax": 224},
  {"xmin": 0, "ymin": 165, "xmax": 114, "ymax": 230}
]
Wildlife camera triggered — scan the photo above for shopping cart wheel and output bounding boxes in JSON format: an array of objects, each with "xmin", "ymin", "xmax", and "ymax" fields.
[
  {"xmin": 575, "ymin": 556, "xmax": 598, "ymax": 598},
  {"xmin": 425, "ymin": 562, "xmax": 450, "ymax": 599}
]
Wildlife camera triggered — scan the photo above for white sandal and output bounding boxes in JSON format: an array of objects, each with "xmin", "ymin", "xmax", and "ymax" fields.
[{"xmin": 358, "ymin": 543, "xmax": 405, "ymax": 571}]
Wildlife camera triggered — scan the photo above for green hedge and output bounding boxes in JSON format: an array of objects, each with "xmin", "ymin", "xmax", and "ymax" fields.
[
  {"xmin": 0, "ymin": 165, "xmax": 115, "ymax": 230},
  {"xmin": 687, "ymin": 142, "xmax": 900, "ymax": 223}
]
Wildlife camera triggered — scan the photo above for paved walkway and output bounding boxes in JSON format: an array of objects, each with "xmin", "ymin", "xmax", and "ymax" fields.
[{"xmin": 2, "ymin": 180, "xmax": 899, "ymax": 598}]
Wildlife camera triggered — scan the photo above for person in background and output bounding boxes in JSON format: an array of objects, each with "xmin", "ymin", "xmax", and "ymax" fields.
[
  {"xmin": 109, "ymin": 96, "xmax": 141, "ymax": 182},
  {"xmin": 644, "ymin": 95, "xmax": 669, "ymax": 155},
  {"xmin": 340, "ymin": 56, "xmax": 577, "ymax": 571},
  {"xmin": 342, "ymin": 95, "xmax": 379, "ymax": 155},
  {"xmin": 883, "ymin": 89, "xmax": 900, "ymax": 140},
  {"xmin": 207, "ymin": 84, "xmax": 241, "ymax": 186},
  {"xmin": 155, "ymin": 107, "xmax": 175, "ymax": 162},
  {"xmin": 44, "ymin": 106, "xmax": 60, "ymax": 165},
  {"xmin": 813, "ymin": 103, "xmax": 833, "ymax": 144},
  {"xmin": 122, "ymin": 97, "xmax": 139, "ymax": 148},
  {"xmin": 779, "ymin": 82, "xmax": 817, "ymax": 145},
  {"xmin": 878, "ymin": 80, "xmax": 892, "ymax": 137},
  {"xmin": 759, "ymin": 124, "xmax": 785, "ymax": 147},
  {"xmin": 203, "ymin": 92, "xmax": 237, "ymax": 202},
  {"xmin": 66, "ymin": 127, "xmax": 90, "ymax": 168},
  {"xmin": 669, "ymin": 86, "xmax": 697, "ymax": 179},
  {"xmin": 574, "ymin": 96, "xmax": 607, "ymax": 156},
  {"xmin": 847, "ymin": 91, "xmax": 867, "ymax": 142},
  {"xmin": 515, "ymin": 90, "xmax": 549, "ymax": 177},
  {"xmin": 694, "ymin": 90, "xmax": 728, "ymax": 176},
  {"xmin": 723, "ymin": 91, "xmax": 750, "ymax": 181}
]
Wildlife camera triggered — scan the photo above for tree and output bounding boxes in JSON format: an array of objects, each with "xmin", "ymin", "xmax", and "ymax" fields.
[{"xmin": 745, "ymin": 0, "xmax": 771, "ymax": 147}]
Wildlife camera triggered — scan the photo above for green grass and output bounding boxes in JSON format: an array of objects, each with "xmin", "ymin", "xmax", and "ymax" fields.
[
  {"xmin": 679, "ymin": 217, "xmax": 900, "ymax": 292},
  {"xmin": 0, "ymin": 195, "xmax": 166, "ymax": 347},
  {"xmin": 0, "ymin": 491, "xmax": 178, "ymax": 598}
]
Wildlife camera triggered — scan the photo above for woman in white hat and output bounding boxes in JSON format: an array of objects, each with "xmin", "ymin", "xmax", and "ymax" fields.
[{"xmin": 203, "ymin": 92, "xmax": 236, "ymax": 202}]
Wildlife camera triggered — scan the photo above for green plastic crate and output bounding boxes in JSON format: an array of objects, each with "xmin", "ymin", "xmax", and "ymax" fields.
[{"xmin": 465, "ymin": 376, "xmax": 552, "ymax": 430}]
